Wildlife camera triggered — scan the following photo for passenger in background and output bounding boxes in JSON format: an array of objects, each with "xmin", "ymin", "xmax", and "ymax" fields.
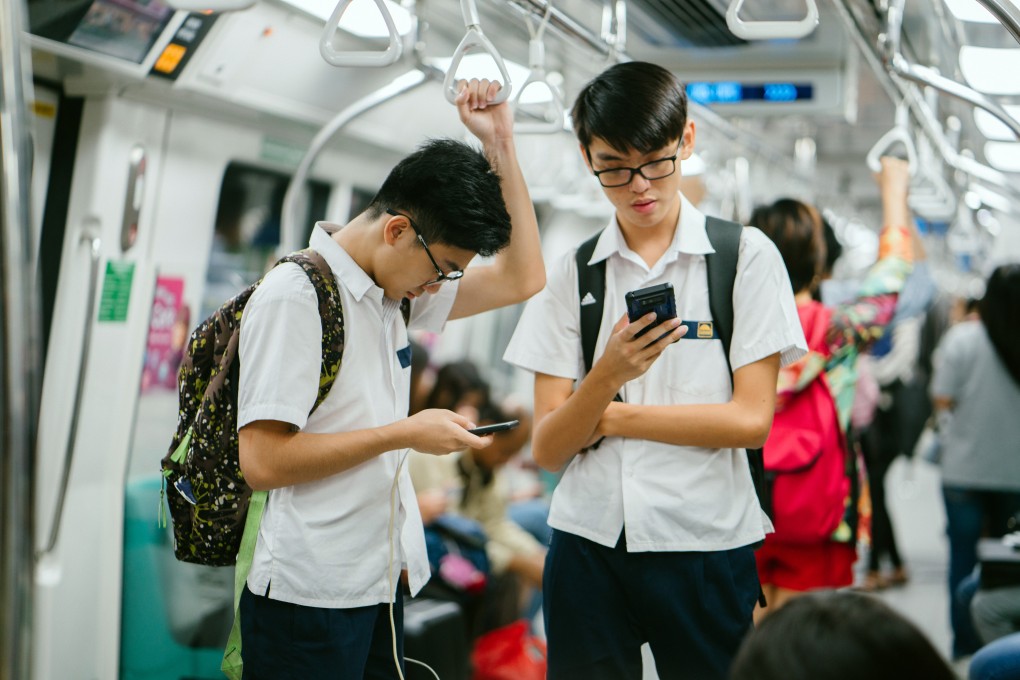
[
  {"xmin": 505, "ymin": 61, "xmax": 806, "ymax": 680},
  {"xmin": 234, "ymin": 79, "xmax": 545, "ymax": 679},
  {"xmin": 931, "ymin": 263, "xmax": 1020, "ymax": 659},
  {"xmin": 749, "ymin": 156, "xmax": 919, "ymax": 616},
  {"xmin": 730, "ymin": 591, "xmax": 956, "ymax": 680},
  {"xmin": 410, "ymin": 394, "xmax": 546, "ymax": 635}
]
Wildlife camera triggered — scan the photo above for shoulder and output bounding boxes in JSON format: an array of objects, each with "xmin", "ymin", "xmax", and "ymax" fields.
[
  {"xmin": 250, "ymin": 262, "xmax": 319, "ymax": 308},
  {"xmin": 942, "ymin": 321, "xmax": 985, "ymax": 352},
  {"xmin": 738, "ymin": 226, "xmax": 782, "ymax": 260}
]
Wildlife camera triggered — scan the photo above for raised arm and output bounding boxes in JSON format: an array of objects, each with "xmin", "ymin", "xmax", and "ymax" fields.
[{"xmin": 448, "ymin": 79, "xmax": 545, "ymax": 320}]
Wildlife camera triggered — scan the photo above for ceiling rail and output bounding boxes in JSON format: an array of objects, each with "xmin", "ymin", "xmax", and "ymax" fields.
[{"xmin": 832, "ymin": 0, "xmax": 1020, "ymax": 208}]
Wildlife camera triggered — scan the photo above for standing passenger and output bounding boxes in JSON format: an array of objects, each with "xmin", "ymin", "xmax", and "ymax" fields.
[
  {"xmin": 748, "ymin": 157, "xmax": 920, "ymax": 615},
  {"xmin": 235, "ymin": 80, "xmax": 545, "ymax": 679},
  {"xmin": 503, "ymin": 61, "xmax": 807, "ymax": 680},
  {"xmin": 931, "ymin": 263, "xmax": 1020, "ymax": 659}
]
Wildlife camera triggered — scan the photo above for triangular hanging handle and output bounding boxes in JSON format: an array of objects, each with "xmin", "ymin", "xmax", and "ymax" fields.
[
  {"xmin": 726, "ymin": 0, "xmax": 819, "ymax": 40},
  {"xmin": 319, "ymin": 0, "xmax": 403, "ymax": 68}
]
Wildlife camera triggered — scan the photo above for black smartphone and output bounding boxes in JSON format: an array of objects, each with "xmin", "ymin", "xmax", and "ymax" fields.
[
  {"xmin": 625, "ymin": 283, "xmax": 677, "ymax": 338},
  {"xmin": 468, "ymin": 420, "xmax": 520, "ymax": 436}
]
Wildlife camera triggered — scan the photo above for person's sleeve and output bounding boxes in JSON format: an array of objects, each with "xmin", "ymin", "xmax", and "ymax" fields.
[
  {"xmin": 730, "ymin": 228, "xmax": 808, "ymax": 370},
  {"xmin": 237, "ymin": 265, "xmax": 321, "ymax": 430},
  {"xmin": 503, "ymin": 252, "xmax": 583, "ymax": 379},
  {"xmin": 891, "ymin": 260, "xmax": 936, "ymax": 323},
  {"xmin": 930, "ymin": 326, "xmax": 967, "ymax": 402}
]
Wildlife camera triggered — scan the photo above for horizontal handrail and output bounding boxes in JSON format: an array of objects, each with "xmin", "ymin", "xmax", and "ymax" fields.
[
  {"xmin": 443, "ymin": 0, "xmax": 512, "ymax": 104},
  {"xmin": 319, "ymin": 0, "xmax": 402, "ymax": 68},
  {"xmin": 883, "ymin": 0, "xmax": 1020, "ymax": 139},
  {"xmin": 726, "ymin": 0, "xmax": 819, "ymax": 40}
]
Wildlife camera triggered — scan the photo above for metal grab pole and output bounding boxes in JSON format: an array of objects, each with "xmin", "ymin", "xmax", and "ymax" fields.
[{"xmin": 1, "ymin": 0, "xmax": 42, "ymax": 678}]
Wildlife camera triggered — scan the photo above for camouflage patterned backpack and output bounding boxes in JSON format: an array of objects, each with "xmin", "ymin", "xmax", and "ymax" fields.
[{"xmin": 160, "ymin": 249, "xmax": 345, "ymax": 566}]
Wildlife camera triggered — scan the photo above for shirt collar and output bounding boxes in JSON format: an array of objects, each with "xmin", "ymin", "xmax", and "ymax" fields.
[
  {"xmin": 309, "ymin": 222, "xmax": 383, "ymax": 304},
  {"xmin": 586, "ymin": 192, "xmax": 716, "ymax": 266}
]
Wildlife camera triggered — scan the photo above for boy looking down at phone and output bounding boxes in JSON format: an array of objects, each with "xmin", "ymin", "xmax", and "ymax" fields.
[
  {"xmin": 235, "ymin": 80, "xmax": 544, "ymax": 679},
  {"xmin": 503, "ymin": 61, "xmax": 807, "ymax": 680}
]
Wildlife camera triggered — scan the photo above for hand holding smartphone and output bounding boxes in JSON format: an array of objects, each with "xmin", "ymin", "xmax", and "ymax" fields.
[
  {"xmin": 467, "ymin": 420, "xmax": 520, "ymax": 436},
  {"xmin": 625, "ymin": 283, "xmax": 677, "ymax": 339}
]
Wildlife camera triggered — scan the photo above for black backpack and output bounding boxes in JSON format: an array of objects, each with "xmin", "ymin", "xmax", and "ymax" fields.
[
  {"xmin": 160, "ymin": 249, "xmax": 345, "ymax": 566},
  {"xmin": 574, "ymin": 217, "xmax": 772, "ymax": 519}
]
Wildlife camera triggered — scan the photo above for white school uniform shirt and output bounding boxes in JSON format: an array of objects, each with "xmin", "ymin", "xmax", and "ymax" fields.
[
  {"xmin": 504, "ymin": 194, "xmax": 806, "ymax": 552},
  {"xmin": 238, "ymin": 223, "xmax": 458, "ymax": 608}
]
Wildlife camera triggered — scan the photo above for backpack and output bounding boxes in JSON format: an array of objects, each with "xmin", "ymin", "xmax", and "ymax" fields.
[
  {"xmin": 575, "ymin": 216, "xmax": 771, "ymax": 518},
  {"xmin": 159, "ymin": 249, "xmax": 345, "ymax": 566},
  {"xmin": 763, "ymin": 301, "xmax": 852, "ymax": 543}
]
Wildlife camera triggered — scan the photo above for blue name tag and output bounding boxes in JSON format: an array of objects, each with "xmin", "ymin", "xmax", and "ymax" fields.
[
  {"xmin": 680, "ymin": 320, "xmax": 719, "ymax": 340},
  {"xmin": 396, "ymin": 344, "xmax": 412, "ymax": 368}
]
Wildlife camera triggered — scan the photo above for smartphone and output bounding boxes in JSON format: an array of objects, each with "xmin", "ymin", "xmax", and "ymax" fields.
[
  {"xmin": 625, "ymin": 283, "xmax": 677, "ymax": 338},
  {"xmin": 468, "ymin": 420, "xmax": 520, "ymax": 436}
]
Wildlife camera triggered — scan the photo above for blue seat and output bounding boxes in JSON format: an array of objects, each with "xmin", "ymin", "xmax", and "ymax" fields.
[{"xmin": 121, "ymin": 476, "xmax": 229, "ymax": 680}]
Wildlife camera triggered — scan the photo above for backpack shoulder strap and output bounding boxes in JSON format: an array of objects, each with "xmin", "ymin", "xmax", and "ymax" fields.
[
  {"xmin": 704, "ymin": 217, "xmax": 772, "ymax": 531},
  {"xmin": 280, "ymin": 249, "xmax": 345, "ymax": 413},
  {"xmin": 704, "ymin": 216, "xmax": 741, "ymax": 367},
  {"xmin": 575, "ymin": 231, "xmax": 606, "ymax": 375}
]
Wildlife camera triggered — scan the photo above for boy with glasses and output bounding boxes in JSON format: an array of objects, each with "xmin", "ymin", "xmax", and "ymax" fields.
[
  {"xmin": 234, "ymin": 80, "xmax": 544, "ymax": 679},
  {"xmin": 504, "ymin": 61, "xmax": 806, "ymax": 679}
]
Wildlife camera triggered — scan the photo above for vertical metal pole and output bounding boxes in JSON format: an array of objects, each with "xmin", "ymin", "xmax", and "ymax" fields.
[{"xmin": 1, "ymin": 0, "xmax": 42, "ymax": 676}]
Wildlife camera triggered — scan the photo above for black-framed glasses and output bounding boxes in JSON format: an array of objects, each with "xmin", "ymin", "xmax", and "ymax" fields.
[
  {"xmin": 587, "ymin": 142, "xmax": 682, "ymax": 188},
  {"xmin": 386, "ymin": 209, "xmax": 464, "ymax": 286}
]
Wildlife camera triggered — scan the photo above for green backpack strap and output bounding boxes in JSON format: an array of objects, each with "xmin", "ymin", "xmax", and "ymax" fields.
[{"xmin": 222, "ymin": 248, "xmax": 344, "ymax": 679}]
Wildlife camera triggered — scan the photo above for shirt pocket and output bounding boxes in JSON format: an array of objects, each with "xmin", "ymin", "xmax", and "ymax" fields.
[{"xmin": 664, "ymin": 339, "xmax": 731, "ymax": 404}]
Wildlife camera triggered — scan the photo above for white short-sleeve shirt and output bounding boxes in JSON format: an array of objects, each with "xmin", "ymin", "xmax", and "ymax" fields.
[
  {"xmin": 503, "ymin": 194, "xmax": 806, "ymax": 552},
  {"xmin": 238, "ymin": 223, "xmax": 458, "ymax": 608}
]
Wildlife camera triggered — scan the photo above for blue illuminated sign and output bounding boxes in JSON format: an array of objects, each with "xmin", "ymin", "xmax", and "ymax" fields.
[{"xmin": 686, "ymin": 82, "xmax": 813, "ymax": 104}]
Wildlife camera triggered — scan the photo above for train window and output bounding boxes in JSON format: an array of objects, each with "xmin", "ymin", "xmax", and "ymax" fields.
[{"xmin": 203, "ymin": 163, "xmax": 331, "ymax": 319}]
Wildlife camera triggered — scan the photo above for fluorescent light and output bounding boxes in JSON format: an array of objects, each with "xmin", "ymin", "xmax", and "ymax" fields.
[
  {"xmin": 284, "ymin": 0, "xmax": 412, "ymax": 37},
  {"xmin": 983, "ymin": 141, "xmax": 1020, "ymax": 171},
  {"xmin": 960, "ymin": 47, "xmax": 1020, "ymax": 95},
  {"xmin": 943, "ymin": 0, "xmax": 1000, "ymax": 23},
  {"xmin": 974, "ymin": 106, "xmax": 1020, "ymax": 140},
  {"xmin": 433, "ymin": 55, "xmax": 552, "ymax": 103}
]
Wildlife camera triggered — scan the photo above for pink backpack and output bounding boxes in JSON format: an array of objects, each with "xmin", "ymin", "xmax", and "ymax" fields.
[{"xmin": 764, "ymin": 302, "xmax": 850, "ymax": 544}]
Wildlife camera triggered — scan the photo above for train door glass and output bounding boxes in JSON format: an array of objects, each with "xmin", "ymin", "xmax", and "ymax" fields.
[{"xmin": 119, "ymin": 165, "xmax": 329, "ymax": 680}]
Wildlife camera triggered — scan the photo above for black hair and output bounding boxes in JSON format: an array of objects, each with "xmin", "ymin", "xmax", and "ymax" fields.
[
  {"xmin": 821, "ymin": 216, "xmax": 843, "ymax": 276},
  {"xmin": 979, "ymin": 263, "xmax": 1020, "ymax": 387},
  {"xmin": 749, "ymin": 198, "xmax": 826, "ymax": 294},
  {"xmin": 571, "ymin": 62, "xmax": 688, "ymax": 155},
  {"xmin": 367, "ymin": 138, "xmax": 511, "ymax": 256},
  {"xmin": 730, "ymin": 592, "xmax": 956, "ymax": 680},
  {"xmin": 424, "ymin": 360, "xmax": 491, "ymax": 412}
]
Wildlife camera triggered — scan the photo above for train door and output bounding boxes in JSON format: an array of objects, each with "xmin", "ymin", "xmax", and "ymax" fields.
[{"xmin": 32, "ymin": 95, "xmax": 331, "ymax": 679}]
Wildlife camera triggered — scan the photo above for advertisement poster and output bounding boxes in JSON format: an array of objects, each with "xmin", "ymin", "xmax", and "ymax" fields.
[{"xmin": 141, "ymin": 276, "xmax": 189, "ymax": 393}]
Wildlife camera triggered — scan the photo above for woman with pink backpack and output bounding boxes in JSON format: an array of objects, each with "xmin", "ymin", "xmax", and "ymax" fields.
[{"xmin": 749, "ymin": 156, "xmax": 924, "ymax": 620}]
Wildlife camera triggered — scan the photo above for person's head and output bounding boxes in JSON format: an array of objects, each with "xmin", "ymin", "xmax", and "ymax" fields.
[
  {"xmin": 365, "ymin": 138, "xmax": 511, "ymax": 300},
  {"xmin": 749, "ymin": 198, "xmax": 826, "ymax": 295},
  {"xmin": 571, "ymin": 62, "xmax": 695, "ymax": 231},
  {"xmin": 424, "ymin": 360, "xmax": 491, "ymax": 420},
  {"xmin": 730, "ymin": 592, "xmax": 955, "ymax": 680},
  {"xmin": 472, "ymin": 402, "xmax": 532, "ymax": 472},
  {"xmin": 978, "ymin": 263, "xmax": 1020, "ymax": 386}
]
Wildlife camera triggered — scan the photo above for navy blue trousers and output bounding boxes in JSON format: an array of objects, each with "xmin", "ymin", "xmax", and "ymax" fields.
[
  {"xmin": 543, "ymin": 529, "xmax": 759, "ymax": 680},
  {"xmin": 240, "ymin": 585, "xmax": 404, "ymax": 680}
]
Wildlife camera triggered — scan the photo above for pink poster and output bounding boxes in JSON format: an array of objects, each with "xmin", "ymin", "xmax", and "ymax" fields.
[{"xmin": 141, "ymin": 276, "xmax": 189, "ymax": 393}]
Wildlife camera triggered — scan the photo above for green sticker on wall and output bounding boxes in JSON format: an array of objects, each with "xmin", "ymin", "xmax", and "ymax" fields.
[{"xmin": 98, "ymin": 261, "xmax": 135, "ymax": 322}]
